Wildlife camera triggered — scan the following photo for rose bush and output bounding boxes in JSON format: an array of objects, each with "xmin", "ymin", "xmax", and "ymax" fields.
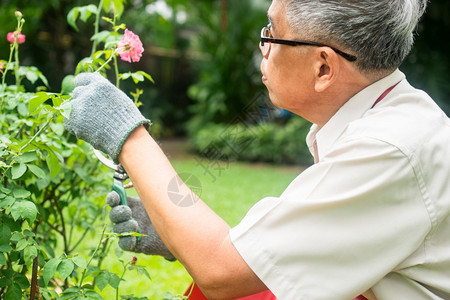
[{"xmin": 0, "ymin": 1, "xmax": 161, "ymax": 299}]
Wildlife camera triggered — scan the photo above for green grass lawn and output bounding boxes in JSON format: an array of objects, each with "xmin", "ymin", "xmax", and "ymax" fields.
[{"xmin": 98, "ymin": 158, "xmax": 303, "ymax": 299}]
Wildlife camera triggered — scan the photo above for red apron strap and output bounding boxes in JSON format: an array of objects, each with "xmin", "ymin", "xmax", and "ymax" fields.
[
  {"xmin": 370, "ymin": 82, "xmax": 400, "ymax": 109},
  {"xmin": 184, "ymin": 283, "xmax": 277, "ymax": 299}
]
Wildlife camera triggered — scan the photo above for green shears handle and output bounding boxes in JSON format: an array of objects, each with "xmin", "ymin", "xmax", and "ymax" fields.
[
  {"xmin": 112, "ymin": 178, "xmax": 128, "ymax": 206},
  {"xmin": 112, "ymin": 176, "xmax": 141, "ymax": 244},
  {"xmin": 92, "ymin": 148, "xmax": 141, "ymax": 244}
]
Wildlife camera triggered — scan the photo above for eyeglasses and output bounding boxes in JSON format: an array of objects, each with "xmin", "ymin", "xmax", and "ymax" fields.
[{"xmin": 260, "ymin": 25, "xmax": 357, "ymax": 62}]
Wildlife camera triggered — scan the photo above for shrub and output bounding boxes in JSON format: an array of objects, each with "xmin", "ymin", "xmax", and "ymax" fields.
[
  {"xmin": 189, "ymin": 116, "xmax": 314, "ymax": 166},
  {"xmin": 0, "ymin": 3, "xmax": 159, "ymax": 299}
]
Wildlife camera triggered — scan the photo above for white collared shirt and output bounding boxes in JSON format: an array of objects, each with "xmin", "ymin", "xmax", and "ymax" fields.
[{"xmin": 230, "ymin": 69, "xmax": 450, "ymax": 299}]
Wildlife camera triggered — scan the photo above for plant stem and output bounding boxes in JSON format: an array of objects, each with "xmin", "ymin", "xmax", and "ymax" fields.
[
  {"xmin": 95, "ymin": 52, "xmax": 115, "ymax": 73},
  {"xmin": 116, "ymin": 260, "xmax": 130, "ymax": 300},
  {"xmin": 0, "ymin": 44, "xmax": 16, "ymax": 105},
  {"xmin": 14, "ymin": 40, "xmax": 20, "ymax": 88},
  {"xmin": 20, "ymin": 115, "xmax": 52, "ymax": 152},
  {"xmin": 91, "ymin": 0, "xmax": 105, "ymax": 57},
  {"xmin": 113, "ymin": 55, "xmax": 120, "ymax": 88},
  {"xmin": 78, "ymin": 222, "xmax": 108, "ymax": 288},
  {"xmin": 29, "ymin": 257, "xmax": 39, "ymax": 300}
]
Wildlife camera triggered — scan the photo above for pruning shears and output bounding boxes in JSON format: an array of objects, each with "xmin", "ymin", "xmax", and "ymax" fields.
[{"xmin": 93, "ymin": 148, "xmax": 141, "ymax": 244}]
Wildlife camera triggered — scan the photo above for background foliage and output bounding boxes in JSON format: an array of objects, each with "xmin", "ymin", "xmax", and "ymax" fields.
[{"xmin": 1, "ymin": 0, "xmax": 447, "ymax": 141}]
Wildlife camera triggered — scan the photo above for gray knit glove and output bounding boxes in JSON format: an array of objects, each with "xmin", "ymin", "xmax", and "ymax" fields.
[
  {"xmin": 64, "ymin": 72, "xmax": 150, "ymax": 162},
  {"xmin": 107, "ymin": 191, "xmax": 176, "ymax": 261}
]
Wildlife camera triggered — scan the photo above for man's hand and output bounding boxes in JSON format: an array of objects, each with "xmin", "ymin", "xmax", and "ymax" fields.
[
  {"xmin": 64, "ymin": 72, "xmax": 150, "ymax": 162},
  {"xmin": 107, "ymin": 191, "xmax": 176, "ymax": 261}
]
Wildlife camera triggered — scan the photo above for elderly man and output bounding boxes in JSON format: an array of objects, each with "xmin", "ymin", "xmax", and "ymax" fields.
[{"xmin": 65, "ymin": 0, "xmax": 450, "ymax": 299}]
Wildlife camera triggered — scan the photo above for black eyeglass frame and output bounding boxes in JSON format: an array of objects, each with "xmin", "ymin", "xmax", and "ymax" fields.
[{"xmin": 260, "ymin": 26, "xmax": 357, "ymax": 62}]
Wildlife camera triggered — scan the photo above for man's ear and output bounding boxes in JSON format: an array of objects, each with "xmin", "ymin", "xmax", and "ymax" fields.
[{"xmin": 313, "ymin": 47, "xmax": 339, "ymax": 93}]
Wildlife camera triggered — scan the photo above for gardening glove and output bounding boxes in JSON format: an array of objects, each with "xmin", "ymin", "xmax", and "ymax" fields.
[
  {"xmin": 107, "ymin": 191, "xmax": 176, "ymax": 261},
  {"xmin": 64, "ymin": 72, "xmax": 151, "ymax": 163}
]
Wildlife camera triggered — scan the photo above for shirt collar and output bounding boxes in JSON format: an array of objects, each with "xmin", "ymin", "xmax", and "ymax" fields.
[{"xmin": 306, "ymin": 69, "xmax": 406, "ymax": 161}]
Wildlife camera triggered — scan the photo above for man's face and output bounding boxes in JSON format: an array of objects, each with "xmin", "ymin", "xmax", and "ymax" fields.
[{"xmin": 260, "ymin": 0, "xmax": 315, "ymax": 116}]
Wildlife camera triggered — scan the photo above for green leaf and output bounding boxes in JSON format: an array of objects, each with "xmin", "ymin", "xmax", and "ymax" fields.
[
  {"xmin": 80, "ymin": 5, "xmax": 98, "ymax": 22},
  {"xmin": 10, "ymin": 202, "xmax": 21, "ymax": 221},
  {"xmin": 56, "ymin": 101, "xmax": 72, "ymax": 120},
  {"xmin": 29, "ymin": 92, "xmax": 51, "ymax": 114},
  {"xmin": 67, "ymin": 7, "xmax": 80, "ymax": 31},
  {"xmin": 85, "ymin": 291, "xmax": 103, "ymax": 299},
  {"xmin": 61, "ymin": 75, "xmax": 75, "ymax": 95},
  {"xmin": 71, "ymin": 256, "xmax": 87, "ymax": 269},
  {"xmin": 19, "ymin": 201, "xmax": 38, "ymax": 223},
  {"xmin": 41, "ymin": 289, "xmax": 58, "ymax": 300},
  {"xmin": 15, "ymin": 239, "xmax": 28, "ymax": 251},
  {"xmin": 37, "ymin": 176, "xmax": 51, "ymax": 191},
  {"xmin": 0, "ymin": 225, "xmax": 11, "ymax": 246},
  {"xmin": 44, "ymin": 257, "xmax": 61, "ymax": 286},
  {"xmin": 121, "ymin": 73, "xmax": 131, "ymax": 80},
  {"xmin": 136, "ymin": 71, "xmax": 155, "ymax": 84},
  {"xmin": 49, "ymin": 122, "xmax": 64, "ymax": 136},
  {"xmin": 0, "ymin": 244, "xmax": 12, "ymax": 253},
  {"xmin": 0, "ymin": 253, "xmax": 6, "ymax": 265},
  {"xmin": 10, "ymin": 232, "xmax": 24, "ymax": 242},
  {"xmin": 113, "ymin": 0, "xmax": 125, "ymax": 17},
  {"xmin": 17, "ymin": 102, "xmax": 28, "ymax": 116},
  {"xmin": 0, "ymin": 187, "xmax": 11, "ymax": 195},
  {"xmin": 43, "ymin": 243, "xmax": 55, "ymax": 258},
  {"xmin": 27, "ymin": 164, "xmax": 46, "ymax": 178},
  {"xmin": 51, "ymin": 95, "xmax": 63, "ymax": 107},
  {"xmin": 23, "ymin": 229, "xmax": 35, "ymax": 237},
  {"xmin": 24, "ymin": 245, "xmax": 38, "ymax": 267},
  {"xmin": 11, "ymin": 163, "xmax": 27, "ymax": 179},
  {"xmin": 102, "ymin": 0, "xmax": 113, "ymax": 12},
  {"xmin": 108, "ymin": 273, "xmax": 120, "ymax": 289},
  {"xmin": 25, "ymin": 70, "xmax": 39, "ymax": 84},
  {"xmin": 90, "ymin": 30, "xmax": 111, "ymax": 43},
  {"xmin": 4, "ymin": 283, "xmax": 22, "ymax": 300},
  {"xmin": 57, "ymin": 259, "xmax": 74, "ymax": 280},
  {"xmin": 10, "ymin": 201, "xmax": 38, "ymax": 222},
  {"xmin": 14, "ymin": 273, "xmax": 30, "ymax": 289},
  {"xmin": 131, "ymin": 73, "xmax": 144, "ymax": 84},
  {"xmin": 0, "ymin": 276, "xmax": 12, "ymax": 288},
  {"xmin": 45, "ymin": 149, "xmax": 62, "ymax": 179},
  {"xmin": 39, "ymin": 73, "xmax": 49, "ymax": 87},
  {"xmin": 19, "ymin": 151, "xmax": 37, "ymax": 163},
  {"xmin": 67, "ymin": 5, "xmax": 98, "ymax": 31},
  {"xmin": 13, "ymin": 188, "xmax": 31, "ymax": 199},
  {"xmin": 0, "ymin": 196, "xmax": 15, "ymax": 209},
  {"xmin": 135, "ymin": 265, "xmax": 151, "ymax": 280},
  {"xmin": 95, "ymin": 271, "xmax": 109, "ymax": 291},
  {"xmin": 59, "ymin": 291, "xmax": 82, "ymax": 300}
]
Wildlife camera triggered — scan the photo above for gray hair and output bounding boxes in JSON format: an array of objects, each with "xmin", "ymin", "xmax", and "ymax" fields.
[{"xmin": 285, "ymin": 0, "xmax": 428, "ymax": 71}]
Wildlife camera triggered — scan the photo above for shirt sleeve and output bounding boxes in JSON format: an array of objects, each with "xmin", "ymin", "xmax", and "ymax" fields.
[{"xmin": 230, "ymin": 137, "xmax": 432, "ymax": 300}]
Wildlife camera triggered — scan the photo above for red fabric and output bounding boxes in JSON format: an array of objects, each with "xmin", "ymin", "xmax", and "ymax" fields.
[
  {"xmin": 184, "ymin": 283, "xmax": 208, "ymax": 300},
  {"xmin": 353, "ymin": 296, "xmax": 368, "ymax": 300},
  {"xmin": 370, "ymin": 82, "xmax": 400, "ymax": 109},
  {"xmin": 184, "ymin": 283, "xmax": 277, "ymax": 300}
]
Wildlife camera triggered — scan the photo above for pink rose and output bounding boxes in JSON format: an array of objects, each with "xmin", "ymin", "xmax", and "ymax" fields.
[
  {"xmin": 117, "ymin": 29, "xmax": 144, "ymax": 63},
  {"xmin": 7, "ymin": 31, "xmax": 26, "ymax": 44},
  {"xmin": 0, "ymin": 61, "xmax": 4, "ymax": 72}
]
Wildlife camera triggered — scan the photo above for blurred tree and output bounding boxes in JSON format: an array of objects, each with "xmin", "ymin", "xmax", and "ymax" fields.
[
  {"xmin": 400, "ymin": 0, "xmax": 450, "ymax": 115},
  {"xmin": 186, "ymin": 0, "xmax": 268, "ymax": 134}
]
